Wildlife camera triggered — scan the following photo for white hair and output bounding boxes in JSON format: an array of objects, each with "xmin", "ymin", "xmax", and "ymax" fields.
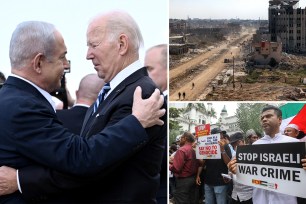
[
  {"xmin": 246, "ymin": 129, "xmax": 256, "ymax": 138},
  {"xmin": 146, "ymin": 44, "xmax": 168, "ymax": 69},
  {"xmin": 95, "ymin": 11, "xmax": 144, "ymax": 52},
  {"xmin": 9, "ymin": 21, "xmax": 57, "ymax": 69}
]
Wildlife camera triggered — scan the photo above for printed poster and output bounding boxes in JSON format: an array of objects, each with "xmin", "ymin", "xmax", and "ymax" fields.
[
  {"xmin": 236, "ymin": 142, "xmax": 306, "ymax": 198},
  {"xmin": 196, "ymin": 133, "xmax": 221, "ymax": 159}
]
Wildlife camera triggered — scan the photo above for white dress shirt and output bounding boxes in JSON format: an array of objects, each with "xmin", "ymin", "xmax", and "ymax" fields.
[
  {"xmin": 10, "ymin": 74, "xmax": 56, "ymax": 112},
  {"xmin": 108, "ymin": 60, "xmax": 143, "ymax": 98},
  {"xmin": 252, "ymin": 133, "xmax": 299, "ymax": 204},
  {"xmin": 231, "ymin": 149, "xmax": 253, "ymax": 202}
]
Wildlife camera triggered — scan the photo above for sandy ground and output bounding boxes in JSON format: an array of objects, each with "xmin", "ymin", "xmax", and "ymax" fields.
[
  {"xmin": 169, "ymin": 31, "xmax": 306, "ymax": 101},
  {"xmin": 169, "ymin": 32, "xmax": 252, "ymax": 101}
]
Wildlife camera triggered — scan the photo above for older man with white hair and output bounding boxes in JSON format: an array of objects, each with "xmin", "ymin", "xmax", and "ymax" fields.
[{"xmin": 245, "ymin": 129, "xmax": 259, "ymax": 145}]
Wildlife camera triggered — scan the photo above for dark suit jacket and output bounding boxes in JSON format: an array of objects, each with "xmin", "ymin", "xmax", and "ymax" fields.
[
  {"xmin": 0, "ymin": 76, "xmax": 149, "ymax": 203},
  {"xmin": 56, "ymin": 105, "xmax": 89, "ymax": 135},
  {"xmin": 157, "ymin": 94, "xmax": 168, "ymax": 204},
  {"xmin": 18, "ymin": 67, "xmax": 167, "ymax": 203}
]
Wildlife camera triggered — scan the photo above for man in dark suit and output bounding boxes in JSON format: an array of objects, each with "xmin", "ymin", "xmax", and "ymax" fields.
[
  {"xmin": 0, "ymin": 20, "xmax": 165, "ymax": 203},
  {"xmin": 56, "ymin": 73, "xmax": 104, "ymax": 134},
  {"xmin": 0, "ymin": 11, "xmax": 167, "ymax": 203},
  {"xmin": 145, "ymin": 44, "xmax": 168, "ymax": 204},
  {"xmin": 145, "ymin": 44, "xmax": 168, "ymax": 98}
]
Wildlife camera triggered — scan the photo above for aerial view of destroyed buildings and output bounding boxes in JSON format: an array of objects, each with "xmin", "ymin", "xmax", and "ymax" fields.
[{"xmin": 169, "ymin": 0, "xmax": 306, "ymax": 101}]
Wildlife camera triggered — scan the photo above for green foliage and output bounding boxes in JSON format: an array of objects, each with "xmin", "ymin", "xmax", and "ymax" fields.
[
  {"xmin": 295, "ymin": 69, "xmax": 306, "ymax": 75},
  {"xmin": 245, "ymin": 71, "xmax": 261, "ymax": 83},
  {"xmin": 235, "ymin": 103, "xmax": 267, "ymax": 135},
  {"xmin": 169, "ymin": 129, "xmax": 181, "ymax": 145},
  {"xmin": 169, "ymin": 107, "xmax": 183, "ymax": 144},
  {"xmin": 169, "ymin": 107, "xmax": 181, "ymax": 119},
  {"xmin": 250, "ymin": 70, "xmax": 260, "ymax": 79},
  {"xmin": 184, "ymin": 103, "xmax": 206, "ymax": 114},
  {"xmin": 169, "ymin": 103, "xmax": 217, "ymax": 144},
  {"xmin": 207, "ymin": 107, "xmax": 217, "ymax": 119}
]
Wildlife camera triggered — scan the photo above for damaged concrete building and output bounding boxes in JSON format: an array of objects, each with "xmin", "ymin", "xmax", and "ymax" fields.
[
  {"xmin": 169, "ymin": 19, "xmax": 188, "ymax": 34},
  {"xmin": 169, "ymin": 18, "xmax": 243, "ymax": 55},
  {"xmin": 249, "ymin": 0, "xmax": 305, "ymax": 65},
  {"xmin": 250, "ymin": 32, "xmax": 282, "ymax": 65},
  {"xmin": 269, "ymin": 0, "xmax": 306, "ymax": 52},
  {"xmin": 169, "ymin": 35, "xmax": 189, "ymax": 55},
  {"xmin": 169, "ymin": 19, "xmax": 189, "ymax": 55}
]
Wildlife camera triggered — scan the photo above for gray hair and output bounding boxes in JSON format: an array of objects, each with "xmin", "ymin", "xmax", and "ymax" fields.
[
  {"xmin": 9, "ymin": 21, "xmax": 57, "ymax": 69},
  {"xmin": 146, "ymin": 44, "xmax": 168, "ymax": 69},
  {"xmin": 181, "ymin": 132, "xmax": 195, "ymax": 143},
  {"xmin": 246, "ymin": 129, "xmax": 256, "ymax": 138},
  {"xmin": 100, "ymin": 11, "xmax": 144, "ymax": 52}
]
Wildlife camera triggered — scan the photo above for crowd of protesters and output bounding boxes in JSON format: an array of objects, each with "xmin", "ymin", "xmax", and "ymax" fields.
[{"xmin": 169, "ymin": 105, "xmax": 306, "ymax": 204}]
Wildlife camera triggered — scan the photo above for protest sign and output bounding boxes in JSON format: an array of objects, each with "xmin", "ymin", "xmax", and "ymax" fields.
[
  {"xmin": 236, "ymin": 142, "xmax": 306, "ymax": 198},
  {"xmin": 196, "ymin": 133, "xmax": 221, "ymax": 159},
  {"xmin": 195, "ymin": 124, "xmax": 210, "ymax": 137}
]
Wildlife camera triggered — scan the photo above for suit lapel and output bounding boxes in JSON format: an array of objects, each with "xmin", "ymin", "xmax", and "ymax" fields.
[
  {"xmin": 98, "ymin": 67, "xmax": 148, "ymax": 115},
  {"xmin": 80, "ymin": 67, "xmax": 148, "ymax": 137},
  {"xmin": 6, "ymin": 77, "xmax": 55, "ymax": 114},
  {"xmin": 80, "ymin": 105, "xmax": 95, "ymax": 136}
]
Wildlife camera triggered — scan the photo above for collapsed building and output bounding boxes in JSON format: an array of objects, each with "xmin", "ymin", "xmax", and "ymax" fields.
[
  {"xmin": 169, "ymin": 19, "xmax": 188, "ymax": 34},
  {"xmin": 249, "ymin": 32, "xmax": 282, "ymax": 65},
  {"xmin": 169, "ymin": 18, "xmax": 243, "ymax": 55},
  {"xmin": 247, "ymin": 0, "xmax": 303, "ymax": 66},
  {"xmin": 269, "ymin": 0, "xmax": 306, "ymax": 52},
  {"xmin": 169, "ymin": 35, "xmax": 189, "ymax": 55}
]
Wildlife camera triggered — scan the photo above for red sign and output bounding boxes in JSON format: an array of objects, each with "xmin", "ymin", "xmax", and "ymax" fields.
[
  {"xmin": 261, "ymin": 41, "xmax": 265, "ymax": 47},
  {"xmin": 195, "ymin": 124, "xmax": 210, "ymax": 137}
]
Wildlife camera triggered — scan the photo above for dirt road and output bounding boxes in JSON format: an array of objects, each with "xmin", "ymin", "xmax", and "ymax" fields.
[{"xmin": 169, "ymin": 32, "xmax": 253, "ymax": 101}]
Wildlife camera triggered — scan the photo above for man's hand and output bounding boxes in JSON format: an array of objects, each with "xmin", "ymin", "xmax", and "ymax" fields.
[
  {"xmin": 132, "ymin": 86, "xmax": 165, "ymax": 128},
  {"xmin": 196, "ymin": 175, "xmax": 201, "ymax": 185},
  {"xmin": 169, "ymin": 156, "xmax": 174, "ymax": 164},
  {"xmin": 0, "ymin": 166, "xmax": 18, "ymax": 195},
  {"xmin": 218, "ymin": 139, "xmax": 227, "ymax": 151},
  {"xmin": 302, "ymin": 156, "xmax": 306, "ymax": 170},
  {"xmin": 227, "ymin": 157, "xmax": 237, "ymax": 174}
]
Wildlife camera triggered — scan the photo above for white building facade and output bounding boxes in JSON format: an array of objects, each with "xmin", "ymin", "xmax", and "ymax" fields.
[{"xmin": 170, "ymin": 103, "xmax": 241, "ymax": 135}]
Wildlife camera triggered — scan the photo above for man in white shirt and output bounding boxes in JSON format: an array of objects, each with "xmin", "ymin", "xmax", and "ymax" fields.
[
  {"xmin": 228, "ymin": 105, "xmax": 306, "ymax": 204},
  {"xmin": 228, "ymin": 132, "xmax": 253, "ymax": 204}
]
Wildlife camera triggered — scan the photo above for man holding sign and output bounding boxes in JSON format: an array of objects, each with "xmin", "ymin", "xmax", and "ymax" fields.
[
  {"xmin": 196, "ymin": 128, "xmax": 231, "ymax": 204},
  {"xmin": 228, "ymin": 105, "xmax": 306, "ymax": 204}
]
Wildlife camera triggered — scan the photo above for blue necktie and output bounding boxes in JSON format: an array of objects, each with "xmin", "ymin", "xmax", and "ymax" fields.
[{"xmin": 93, "ymin": 83, "xmax": 111, "ymax": 114}]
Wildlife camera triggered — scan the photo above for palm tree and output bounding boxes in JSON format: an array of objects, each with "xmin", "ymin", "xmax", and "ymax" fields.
[
  {"xmin": 169, "ymin": 107, "xmax": 183, "ymax": 143},
  {"xmin": 207, "ymin": 107, "xmax": 217, "ymax": 120},
  {"xmin": 184, "ymin": 103, "xmax": 207, "ymax": 114}
]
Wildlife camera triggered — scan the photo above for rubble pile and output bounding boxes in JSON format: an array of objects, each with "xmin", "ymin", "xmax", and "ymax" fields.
[
  {"xmin": 280, "ymin": 87, "xmax": 306, "ymax": 101},
  {"xmin": 202, "ymin": 51, "xmax": 306, "ymax": 101}
]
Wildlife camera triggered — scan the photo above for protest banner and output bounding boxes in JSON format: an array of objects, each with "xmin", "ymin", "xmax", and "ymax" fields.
[
  {"xmin": 196, "ymin": 133, "xmax": 221, "ymax": 159},
  {"xmin": 195, "ymin": 124, "xmax": 210, "ymax": 137},
  {"xmin": 236, "ymin": 142, "xmax": 306, "ymax": 198}
]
